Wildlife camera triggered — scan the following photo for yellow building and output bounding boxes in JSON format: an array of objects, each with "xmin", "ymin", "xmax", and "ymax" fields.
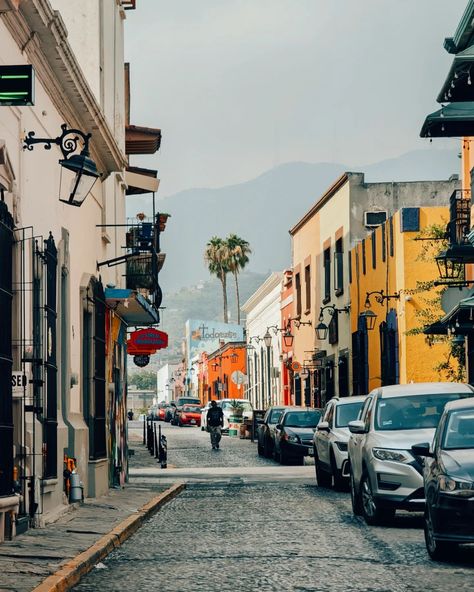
[{"xmin": 349, "ymin": 207, "xmax": 456, "ymax": 394}]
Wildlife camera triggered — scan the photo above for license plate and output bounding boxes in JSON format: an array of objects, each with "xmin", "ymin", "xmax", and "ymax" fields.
[{"xmin": 190, "ymin": 419, "xmax": 196, "ymax": 424}]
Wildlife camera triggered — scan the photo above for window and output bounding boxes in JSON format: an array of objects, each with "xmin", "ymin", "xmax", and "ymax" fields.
[
  {"xmin": 304, "ymin": 264, "xmax": 311, "ymax": 312},
  {"xmin": 371, "ymin": 232, "xmax": 376, "ymax": 269},
  {"xmin": 381, "ymin": 224, "xmax": 386, "ymax": 262},
  {"xmin": 334, "ymin": 238, "xmax": 344, "ymax": 296},
  {"xmin": 361, "ymin": 240, "xmax": 366, "ymax": 275},
  {"xmin": 295, "ymin": 272, "xmax": 302, "ymax": 317},
  {"xmin": 323, "ymin": 248, "xmax": 331, "ymax": 303},
  {"xmin": 389, "ymin": 217, "xmax": 394, "ymax": 257}
]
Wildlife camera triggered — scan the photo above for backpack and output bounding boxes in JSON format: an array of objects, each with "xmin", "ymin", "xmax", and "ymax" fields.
[{"xmin": 207, "ymin": 406, "xmax": 223, "ymax": 427}]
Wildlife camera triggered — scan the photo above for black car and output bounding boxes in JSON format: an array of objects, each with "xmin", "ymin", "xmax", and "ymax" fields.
[
  {"xmin": 273, "ymin": 408, "xmax": 322, "ymax": 465},
  {"xmin": 412, "ymin": 397, "xmax": 474, "ymax": 561},
  {"xmin": 257, "ymin": 406, "xmax": 288, "ymax": 458}
]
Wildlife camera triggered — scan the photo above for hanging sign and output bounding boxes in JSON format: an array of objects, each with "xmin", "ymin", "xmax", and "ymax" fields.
[
  {"xmin": 0, "ymin": 65, "xmax": 35, "ymax": 106},
  {"xmin": 12, "ymin": 370, "xmax": 28, "ymax": 394},
  {"xmin": 133, "ymin": 354, "xmax": 150, "ymax": 368},
  {"xmin": 127, "ymin": 328, "xmax": 168, "ymax": 355}
]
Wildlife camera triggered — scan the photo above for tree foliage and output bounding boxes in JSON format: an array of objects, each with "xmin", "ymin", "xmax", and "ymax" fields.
[{"xmin": 129, "ymin": 370, "xmax": 156, "ymax": 390}]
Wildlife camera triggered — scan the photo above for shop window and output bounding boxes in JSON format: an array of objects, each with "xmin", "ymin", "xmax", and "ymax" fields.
[
  {"xmin": 334, "ymin": 238, "xmax": 344, "ymax": 296},
  {"xmin": 338, "ymin": 355, "xmax": 349, "ymax": 397},
  {"xmin": 304, "ymin": 264, "xmax": 311, "ymax": 312},
  {"xmin": 323, "ymin": 248, "xmax": 331, "ymax": 303}
]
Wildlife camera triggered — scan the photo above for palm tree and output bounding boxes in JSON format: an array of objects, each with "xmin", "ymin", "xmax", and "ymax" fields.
[
  {"xmin": 226, "ymin": 234, "xmax": 251, "ymax": 325},
  {"xmin": 204, "ymin": 237, "xmax": 231, "ymax": 323}
]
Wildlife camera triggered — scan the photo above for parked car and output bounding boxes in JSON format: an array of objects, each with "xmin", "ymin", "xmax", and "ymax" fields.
[
  {"xmin": 313, "ymin": 395, "xmax": 366, "ymax": 490},
  {"xmin": 201, "ymin": 399, "xmax": 253, "ymax": 432},
  {"xmin": 170, "ymin": 396, "xmax": 201, "ymax": 425},
  {"xmin": 164, "ymin": 401, "xmax": 176, "ymax": 422},
  {"xmin": 273, "ymin": 408, "xmax": 322, "ymax": 465},
  {"xmin": 412, "ymin": 397, "xmax": 474, "ymax": 560},
  {"xmin": 257, "ymin": 406, "xmax": 288, "ymax": 457},
  {"xmin": 157, "ymin": 403, "xmax": 167, "ymax": 421},
  {"xmin": 177, "ymin": 404, "xmax": 202, "ymax": 427},
  {"xmin": 348, "ymin": 382, "xmax": 474, "ymax": 525}
]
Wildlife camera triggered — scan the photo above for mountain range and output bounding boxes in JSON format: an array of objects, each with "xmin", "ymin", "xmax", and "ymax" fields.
[{"xmin": 127, "ymin": 148, "xmax": 460, "ymax": 294}]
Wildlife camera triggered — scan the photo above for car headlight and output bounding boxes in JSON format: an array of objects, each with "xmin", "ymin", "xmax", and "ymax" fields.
[
  {"xmin": 334, "ymin": 441, "xmax": 348, "ymax": 452},
  {"xmin": 439, "ymin": 475, "xmax": 474, "ymax": 497},
  {"xmin": 286, "ymin": 434, "xmax": 299, "ymax": 443},
  {"xmin": 372, "ymin": 448, "xmax": 414, "ymax": 463}
]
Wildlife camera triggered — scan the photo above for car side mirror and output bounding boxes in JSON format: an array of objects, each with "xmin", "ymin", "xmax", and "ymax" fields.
[
  {"xmin": 411, "ymin": 442, "xmax": 433, "ymax": 457},
  {"xmin": 317, "ymin": 421, "xmax": 330, "ymax": 432},
  {"xmin": 348, "ymin": 420, "xmax": 367, "ymax": 434},
  {"xmin": 275, "ymin": 423, "xmax": 282, "ymax": 430}
]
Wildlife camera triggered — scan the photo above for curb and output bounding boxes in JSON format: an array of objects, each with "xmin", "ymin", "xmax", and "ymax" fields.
[{"xmin": 32, "ymin": 481, "xmax": 186, "ymax": 592}]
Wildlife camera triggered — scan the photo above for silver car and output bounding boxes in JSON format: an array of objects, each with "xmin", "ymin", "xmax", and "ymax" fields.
[
  {"xmin": 348, "ymin": 382, "xmax": 474, "ymax": 525},
  {"xmin": 313, "ymin": 396, "xmax": 366, "ymax": 490}
]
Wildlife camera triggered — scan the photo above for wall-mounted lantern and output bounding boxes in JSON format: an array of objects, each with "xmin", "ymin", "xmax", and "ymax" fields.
[{"xmin": 24, "ymin": 123, "xmax": 100, "ymax": 207}]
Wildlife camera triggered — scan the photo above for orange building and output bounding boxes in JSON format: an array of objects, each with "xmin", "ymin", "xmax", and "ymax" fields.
[{"xmin": 199, "ymin": 342, "xmax": 247, "ymax": 403}]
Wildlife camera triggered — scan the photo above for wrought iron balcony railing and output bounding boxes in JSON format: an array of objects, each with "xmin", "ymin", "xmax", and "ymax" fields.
[{"xmin": 448, "ymin": 189, "xmax": 471, "ymax": 246}]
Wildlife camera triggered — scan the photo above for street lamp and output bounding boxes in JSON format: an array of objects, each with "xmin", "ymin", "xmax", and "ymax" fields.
[
  {"xmin": 263, "ymin": 330, "xmax": 272, "ymax": 348},
  {"xmin": 316, "ymin": 304, "xmax": 350, "ymax": 340},
  {"xmin": 315, "ymin": 320, "xmax": 329, "ymax": 340},
  {"xmin": 24, "ymin": 124, "xmax": 101, "ymax": 207},
  {"xmin": 435, "ymin": 252, "xmax": 464, "ymax": 281},
  {"xmin": 360, "ymin": 309, "xmax": 377, "ymax": 331},
  {"xmin": 283, "ymin": 329, "xmax": 294, "ymax": 348}
]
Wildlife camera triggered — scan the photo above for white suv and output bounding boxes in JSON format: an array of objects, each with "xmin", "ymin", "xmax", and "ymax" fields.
[
  {"xmin": 348, "ymin": 382, "xmax": 474, "ymax": 525},
  {"xmin": 313, "ymin": 396, "xmax": 366, "ymax": 490}
]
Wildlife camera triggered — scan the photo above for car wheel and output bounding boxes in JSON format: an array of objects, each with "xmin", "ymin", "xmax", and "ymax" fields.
[
  {"xmin": 350, "ymin": 469, "xmax": 363, "ymax": 516},
  {"xmin": 314, "ymin": 449, "xmax": 332, "ymax": 488},
  {"xmin": 263, "ymin": 438, "xmax": 272, "ymax": 459},
  {"xmin": 331, "ymin": 450, "xmax": 346, "ymax": 491},
  {"xmin": 279, "ymin": 449, "xmax": 288, "ymax": 465},
  {"xmin": 424, "ymin": 508, "xmax": 455, "ymax": 561},
  {"xmin": 178, "ymin": 420, "xmax": 182, "ymax": 427},
  {"xmin": 360, "ymin": 472, "xmax": 395, "ymax": 525},
  {"xmin": 257, "ymin": 440, "xmax": 264, "ymax": 456}
]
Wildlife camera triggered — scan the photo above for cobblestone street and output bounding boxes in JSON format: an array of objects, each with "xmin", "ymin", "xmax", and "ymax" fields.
[{"xmin": 73, "ymin": 421, "xmax": 474, "ymax": 592}]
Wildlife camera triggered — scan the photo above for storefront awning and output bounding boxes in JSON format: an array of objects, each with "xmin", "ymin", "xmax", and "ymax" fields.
[
  {"xmin": 437, "ymin": 45, "xmax": 474, "ymax": 102},
  {"xmin": 420, "ymin": 102, "xmax": 474, "ymax": 137},
  {"xmin": 125, "ymin": 166, "xmax": 160, "ymax": 195},
  {"xmin": 105, "ymin": 288, "xmax": 159, "ymax": 326},
  {"xmin": 125, "ymin": 125, "xmax": 161, "ymax": 155},
  {"xmin": 424, "ymin": 295, "xmax": 474, "ymax": 335}
]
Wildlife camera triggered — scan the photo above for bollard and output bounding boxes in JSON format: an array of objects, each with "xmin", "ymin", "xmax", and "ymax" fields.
[
  {"xmin": 154, "ymin": 422, "xmax": 159, "ymax": 458},
  {"xmin": 142, "ymin": 414, "xmax": 146, "ymax": 445}
]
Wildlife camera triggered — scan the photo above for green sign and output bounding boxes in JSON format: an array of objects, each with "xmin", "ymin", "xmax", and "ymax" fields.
[{"xmin": 0, "ymin": 65, "xmax": 34, "ymax": 106}]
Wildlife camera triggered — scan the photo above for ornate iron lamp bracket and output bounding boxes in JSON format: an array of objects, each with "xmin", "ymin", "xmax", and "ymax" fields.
[{"xmin": 24, "ymin": 123, "xmax": 92, "ymax": 158}]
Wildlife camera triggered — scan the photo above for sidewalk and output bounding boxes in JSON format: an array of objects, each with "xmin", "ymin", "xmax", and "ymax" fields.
[{"xmin": 0, "ymin": 438, "xmax": 177, "ymax": 592}]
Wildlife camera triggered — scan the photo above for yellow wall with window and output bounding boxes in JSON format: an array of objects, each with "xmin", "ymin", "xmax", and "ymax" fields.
[{"xmin": 349, "ymin": 207, "xmax": 453, "ymax": 393}]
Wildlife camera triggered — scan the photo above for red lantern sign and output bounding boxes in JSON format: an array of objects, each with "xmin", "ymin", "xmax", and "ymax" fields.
[{"xmin": 127, "ymin": 328, "xmax": 168, "ymax": 355}]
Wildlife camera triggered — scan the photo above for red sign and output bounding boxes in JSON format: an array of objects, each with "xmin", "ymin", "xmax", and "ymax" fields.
[{"xmin": 127, "ymin": 329, "xmax": 168, "ymax": 355}]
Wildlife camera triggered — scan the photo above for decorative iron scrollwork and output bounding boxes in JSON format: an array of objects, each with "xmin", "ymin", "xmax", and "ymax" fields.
[{"xmin": 24, "ymin": 123, "xmax": 91, "ymax": 160}]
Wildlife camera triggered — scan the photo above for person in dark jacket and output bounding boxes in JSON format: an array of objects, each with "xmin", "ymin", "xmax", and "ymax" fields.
[{"xmin": 206, "ymin": 400, "xmax": 224, "ymax": 449}]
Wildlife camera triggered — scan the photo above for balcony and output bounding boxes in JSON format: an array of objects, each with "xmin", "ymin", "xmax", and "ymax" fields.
[{"xmin": 126, "ymin": 251, "xmax": 166, "ymax": 290}]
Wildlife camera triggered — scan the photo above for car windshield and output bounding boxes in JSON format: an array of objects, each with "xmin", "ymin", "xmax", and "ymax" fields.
[
  {"xmin": 178, "ymin": 398, "xmax": 200, "ymax": 406},
  {"xmin": 284, "ymin": 410, "xmax": 321, "ymax": 428},
  {"xmin": 443, "ymin": 409, "xmax": 474, "ymax": 450},
  {"xmin": 336, "ymin": 402, "xmax": 364, "ymax": 428},
  {"xmin": 375, "ymin": 393, "xmax": 473, "ymax": 431},
  {"xmin": 269, "ymin": 408, "xmax": 285, "ymax": 423},
  {"xmin": 183, "ymin": 405, "xmax": 201, "ymax": 413}
]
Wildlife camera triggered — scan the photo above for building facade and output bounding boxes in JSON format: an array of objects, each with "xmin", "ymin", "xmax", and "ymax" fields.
[
  {"xmin": 289, "ymin": 172, "xmax": 459, "ymax": 407},
  {"xmin": 242, "ymin": 272, "xmax": 283, "ymax": 410}
]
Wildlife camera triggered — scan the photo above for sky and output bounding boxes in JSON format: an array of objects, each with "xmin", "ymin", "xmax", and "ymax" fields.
[{"xmin": 125, "ymin": 0, "xmax": 466, "ymax": 197}]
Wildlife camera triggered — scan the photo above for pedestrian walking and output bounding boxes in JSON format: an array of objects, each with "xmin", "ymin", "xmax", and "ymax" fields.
[{"xmin": 206, "ymin": 400, "xmax": 224, "ymax": 449}]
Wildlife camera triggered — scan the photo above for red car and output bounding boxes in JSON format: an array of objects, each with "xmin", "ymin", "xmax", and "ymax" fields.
[
  {"xmin": 158, "ymin": 406, "xmax": 166, "ymax": 421},
  {"xmin": 178, "ymin": 404, "xmax": 202, "ymax": 427}
]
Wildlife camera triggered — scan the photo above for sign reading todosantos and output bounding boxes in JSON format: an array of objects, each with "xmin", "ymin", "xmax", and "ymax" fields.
[{"xmin": 186, "ymin": 319, "xmax": 244, "ymax": 363}]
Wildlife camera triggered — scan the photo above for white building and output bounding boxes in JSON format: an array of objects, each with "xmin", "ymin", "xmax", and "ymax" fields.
[
  {"xmin": 156, "ymin": 363, "xmax": 180, "ymax": 402},
  {"xmin": 241, "ymin": 273, "xmax": 283, "ymax": 410},
  {"xmin": 0, "ymin": 1, "xmax": 162, "ymax": 541}
]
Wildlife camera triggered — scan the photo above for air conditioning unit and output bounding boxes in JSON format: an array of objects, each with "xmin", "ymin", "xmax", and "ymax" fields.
[{"xmin": 364, "ymin": 210, "xmax": 387, "ymax": 228}]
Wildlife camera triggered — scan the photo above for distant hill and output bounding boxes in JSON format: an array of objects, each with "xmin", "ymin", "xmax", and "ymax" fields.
[
  {"xmin": 154, "ymin": 271, "xmax": 269, "ymax": 364},
  {"xmin": 127, "ymin": 148, "xmax": 460, "ymax": 293}
]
